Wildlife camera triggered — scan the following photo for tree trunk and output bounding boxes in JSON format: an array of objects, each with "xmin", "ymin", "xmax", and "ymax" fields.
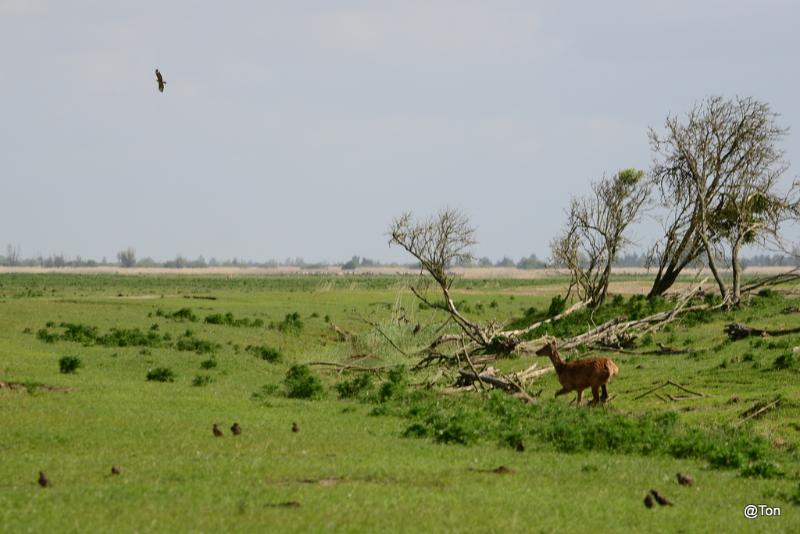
[{"xmin": 731, "ymin": 239, "xmax": 743, "ymax": 305}]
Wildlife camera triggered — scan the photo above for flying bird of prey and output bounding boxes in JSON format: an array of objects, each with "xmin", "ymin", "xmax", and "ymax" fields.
[{"xmin": 155, "ymin": 69, "xmax": 166, "ymax": 93}]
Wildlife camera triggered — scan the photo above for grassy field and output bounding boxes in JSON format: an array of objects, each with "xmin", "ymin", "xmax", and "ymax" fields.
[{"xmin": 1, "ymin": 273, "xmax": 799, "ymax": 533}]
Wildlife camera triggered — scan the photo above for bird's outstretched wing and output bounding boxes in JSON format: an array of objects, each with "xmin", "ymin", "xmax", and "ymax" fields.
[{"xmin": 155, "ymin": 69, "xmax": 165, "ymax": 92}]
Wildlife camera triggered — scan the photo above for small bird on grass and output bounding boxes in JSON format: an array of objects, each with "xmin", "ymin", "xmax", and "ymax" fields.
[
  {"xmin": 644, "ymin": 494, "xmax": 654, "ymax": 508},
  {"xmin": 515, "ymin": 441, "xmax": 525, "ymax": 452},
  {"xmin": 231, "ymin": 422, "xmax": 242, "ymax": 436},
  {"xmin": 412, "ymin": 323, "xmax": 421, "ymax": 335},
  {"xmin": 650, "ymin": 489, "xmax": 673, "ymax": 506},
  {"xmin": 291, "ymin": 422, "xmax": 300, "ymax": 433},
  {"xmin": 213, "ymin": 424, "xmax": 224, "ymax": 437},
  {"xmin": 111, "ymin": 465, "xmax": 122, "ymax": 475},
  {"xmin": 38, "ymin": 471, "xmax": 50, "ymax": 488},
  {"xmin": 676, "ymin": 472, "xmax": 693, "ymax": 486}
]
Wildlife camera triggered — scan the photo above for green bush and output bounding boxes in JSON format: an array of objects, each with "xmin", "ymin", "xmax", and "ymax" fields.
[
  {"xmin": 336, "ymin": 374, "xmax": 374, "ymax": 399},
  {"xmin": 97, "ymin": 328, "xmax": 164, "ymax": 348},
  {"xmin": 277, "ymin": 312, "xmax": 304, "ymax": 334},
  {"xmin": 284, "ymin": 365, "xmax": 325, "ymax": 399},
  {"xmin": 37, "ymin": 328, "xmax": 58, "ymax": 343},
  {"xmin": 548, "ymin": 295, "xmax": 567, "ymax": 316},
  {"xmin": 378, "ymin": 366, "xmax": 408, "ymax": 402},
  {"xmin": 156, "ymin": 307, "xmax": 198, "ymax": 322},
  {"xmin": 146, "ymin": 367, "xmax": 176, "ymax": 382},
  {"xmin": 58, "ymin": 355, "xmax": 82, "ymax": 374},
  {"xmin": 247, "ymin": 345, "xmax": 282, "ymax": 363},
  {"xmin": 59, "ymin": 322, "xmax": 98, "ymax": 344},
  {"xmin": 204, "ymin": 312, "xmax": 264, "ymax": 328},
  {"xmin": 175, "ymin": 331, "xmax": 217, "ymax": 354}
]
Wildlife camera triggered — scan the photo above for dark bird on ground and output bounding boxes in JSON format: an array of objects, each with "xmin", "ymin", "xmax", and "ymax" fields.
[
  {"xmin": 291, "ymin": 422, "xmax": 300, "ymax": 433},
  {"xmin": 650, "ymin": 489, "xmax": 673, "ymax": 506},
  {"xmin": 231, "ymin": 423, "xmax": 242, "ymax": 436},
  {"xmin": 676, "ymin": 472, "xmax": 693, "ymax": 486},
  {"xmin": 213, "ymin": 423, "xmax": 224, "ymax": 437},
  {"xmin": 155, "ymin": 69, "xmax": 166, "ymax": 93},
  {"xmin": 644, "ymin": 494, "xmax": 654, "ymax": 508},
  {"xmin": 111, "ymin": 465, "xmax": 122, "ymax": 475},
  {"xmin": 412, "ymin": 323, "xmax": 421, "ymax": 335},
  {"xmin": 38, "ymin": 471, "xmax": 50, "ymax": 488},
  {"xmin": 515, "ymin": 441, "xmax": 525, "ymax": 452}
]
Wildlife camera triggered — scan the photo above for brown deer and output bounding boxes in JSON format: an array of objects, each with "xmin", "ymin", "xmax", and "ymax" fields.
[{"xmin": 536, "ymin": 340, "xmax": 618, "ymax": 405}]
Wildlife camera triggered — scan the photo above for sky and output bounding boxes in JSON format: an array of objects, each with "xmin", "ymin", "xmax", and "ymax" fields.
[{"xmin": 1, "ymin": 0, "xmax": 798, "ymax": 263}]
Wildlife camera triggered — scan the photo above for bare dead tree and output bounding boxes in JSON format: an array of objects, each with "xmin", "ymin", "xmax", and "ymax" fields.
[
  {"xmin": 551, "ymin": 169, "xmax": 649, "ymax": 307},
  {"xmin": 388, "ymin": 209, "xmax": 490, "ymax": 347},
  {"xmin": 648, "ymin": 96, "xmax": 790, "ymax": 301}
]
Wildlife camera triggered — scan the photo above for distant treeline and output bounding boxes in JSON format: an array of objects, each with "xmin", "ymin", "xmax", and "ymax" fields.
[{"xmin": 1, "ymin": 246, "xmax": 797, "ymax": 270}]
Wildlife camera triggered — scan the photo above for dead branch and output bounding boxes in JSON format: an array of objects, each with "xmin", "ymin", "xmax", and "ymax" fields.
[
  {"xmin": 306, "ymin": 361, "xmax": 388, "ymax": 374},
  {"xmin": 736, "ymin": 398, "xmax": 781, "ymax": 427},
  {"xmin": 461, "ymin": 340, "xmax": 485, "ymax": 391},
  {"xmin": 356, "ymin": 315, "xmax": 411, "ymax": 358},
  {"xmin": 741, "ymin": 267, "xmax": 800, "ymax": 294},
  {"xmin": 589, "ymin": 343, "xmax": 690, "ymax": 355},
  {"xmin": 634, "ymin": 380, "xmax": 707, "ymax": 400},
  {"xmin": 501, "ymin": 299, "xmax": 590, "ymax": 338},
  {"xmin": 724, "ymin": 322, "xmax": 800, "ymax": 341}
]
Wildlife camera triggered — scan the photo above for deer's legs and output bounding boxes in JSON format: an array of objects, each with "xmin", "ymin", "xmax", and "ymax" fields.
[
  {"xmin": 589, "ymin": 386, "xmax": 601, "ymax": 406},
  {"xmin": 600, "ymin": 384, "xmax": 609, "ymax": 402},
  {"xmin": 555, "ymin": 387, "xmax": 570, "ymax": 398},
  {"xmin": 575, "ymin": 389, "xmax": 583, "ymax": 406}
]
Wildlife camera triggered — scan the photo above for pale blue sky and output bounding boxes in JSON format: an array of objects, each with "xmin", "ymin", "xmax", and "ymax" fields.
[{"xmin": 1, "ymin": 1, "xmax": 798, "ymax": 262}]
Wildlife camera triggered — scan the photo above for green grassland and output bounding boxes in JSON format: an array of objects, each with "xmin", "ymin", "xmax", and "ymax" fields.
[{"xmin": 1, "ymin": 273, "xmax": 799, "ymax": 533}]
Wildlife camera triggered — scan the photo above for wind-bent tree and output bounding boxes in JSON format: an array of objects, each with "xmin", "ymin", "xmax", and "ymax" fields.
[
  {"xmin": 648, "ymin": 96, "xmax": 790, "ymax": 301},
  {"xmin": 551, "ymin": 168, "xmax": 649, "ymax": 307},
  {"xmin": 388, "ymin": 208, "xmax": 490, "ymax": 346}
]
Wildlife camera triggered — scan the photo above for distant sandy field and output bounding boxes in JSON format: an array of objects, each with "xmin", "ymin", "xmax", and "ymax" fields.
[{"xmin": 0, "ymin": 265, "xmax": 795, "ymax": 279}]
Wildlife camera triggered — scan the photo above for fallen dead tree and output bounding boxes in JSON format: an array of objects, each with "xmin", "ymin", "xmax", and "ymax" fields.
[
  {"xmin": 740, "ymin": 267, "xmax": 800, "ymax": 295},
  {"xmin": 724, "ymin": 322, "xmax": 800, "ymax": 341},
  {"xmin": 385, "ymin": 210, "xmax": 729, "ymax": 401}
]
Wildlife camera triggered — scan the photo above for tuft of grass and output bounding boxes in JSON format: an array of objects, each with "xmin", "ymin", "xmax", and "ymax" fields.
[
  {"xmin": 200, "ymin": 358, "xmax": 218, "ymax": 370},
  {"xmin": 773, "ymin": 353, "xmax": 798, "ymax": 370},
  {"xmin": 58, "ymin": 355, "xmax": 82, "ymax": 374},
  {"xmin": 191, "ymin": 374, "xmax": 213, "ymax": 387},
  {"xmin": 146, "ymin": 367, "xmax": 176, "ymax": 383}
]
